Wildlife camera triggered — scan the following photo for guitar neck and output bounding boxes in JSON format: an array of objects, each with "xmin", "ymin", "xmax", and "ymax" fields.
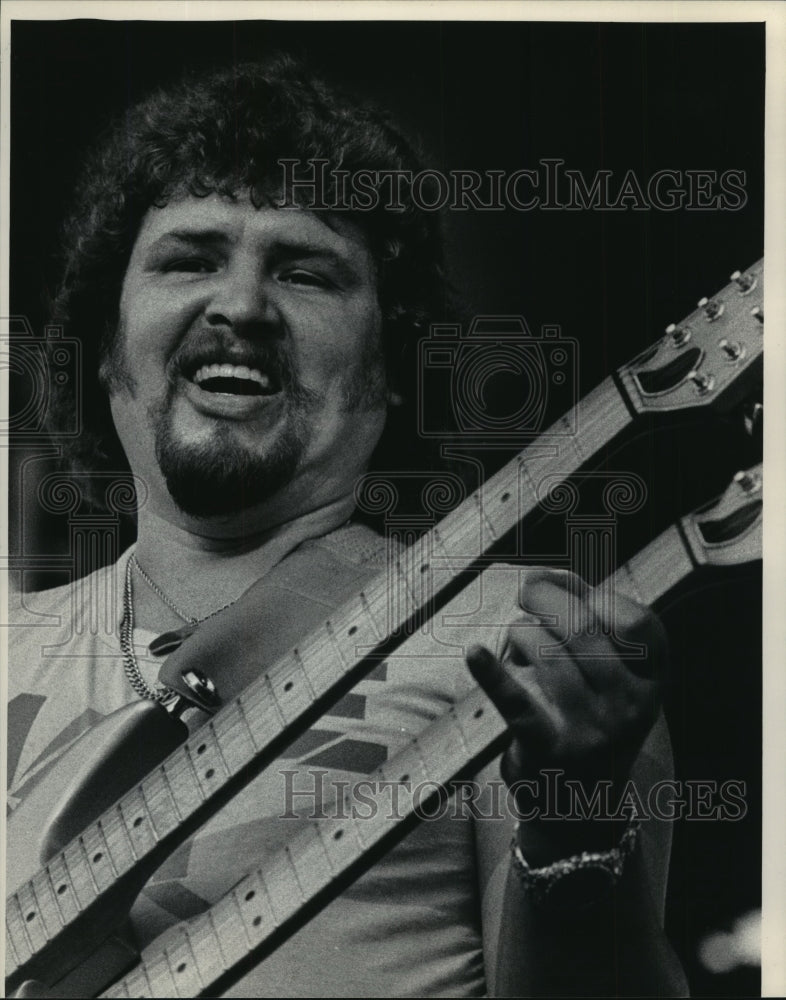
[
  {"xmin": 100, "ymin": 504, "xmax": 741, "ymax": 999},
  {"xmin": 6, "ymin": 259, "xmax": 764, "ymax": 992},
  {"xmin": 5, "ymin": 380, "xmax": 634, "ymax": 991}
]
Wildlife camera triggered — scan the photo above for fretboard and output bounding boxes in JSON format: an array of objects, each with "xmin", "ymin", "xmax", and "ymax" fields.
[
  {"xmin": 6, "ymin": 378, "xmax": 633, "ymax": 989},
  {"xmin": 99, "ymin": 508, "xmax": 715, "ymax": 999}
]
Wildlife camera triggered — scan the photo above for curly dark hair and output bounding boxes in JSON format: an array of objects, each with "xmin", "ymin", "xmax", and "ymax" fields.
[{"xmin": 47, "ymin": 55, "xmax": 454, "ymax": 510}]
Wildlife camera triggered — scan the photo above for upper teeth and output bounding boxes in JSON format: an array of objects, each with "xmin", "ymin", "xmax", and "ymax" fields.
[{"xmin": 193, "ymin": 363, "xmax": 271, "ymax": 388}]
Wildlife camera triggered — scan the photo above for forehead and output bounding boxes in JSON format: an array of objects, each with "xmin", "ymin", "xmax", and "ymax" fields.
[{"xmin": 131, "ymin": 193, "xmax": 376, "ymax": 267}]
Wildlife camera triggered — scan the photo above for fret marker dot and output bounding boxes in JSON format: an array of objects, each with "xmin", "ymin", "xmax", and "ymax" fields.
[
  {"xmin": 177, "ymin": 963, "xmax": 187, "ymax": 974},
  {"xmin": 501, "ymin": 492, "xmax": 511, "ymax": 502},
  {"xmin": 57, "ymin": 884, "xmax": 67, "ymax": 895},
  {"xmin": 93, "ymin": 852, "xmax": 103, "ymax": 863},
  {"xmin": 333, "ymin": 829, "xmax": 344, "ymax": 841},
  {"xmin": 348, "ymin": 625, "xmax": 358, "ymax": 636},
  {"xmin": 284, "ymin": 681, "xmax": 294, "ymax": 692},
  {"xmin": 205, "ymin": 768, "xmax": 215, "ymax": 779},
  {"xmin": 421, "ymin": 563, "xmax": 429, "ymax": 573},
  {"xmin": 400, "ymin": 774, "xmax": 410, "ymax": 782},
  {"xmin": 245, "ymin": 890, "xmax": 256, "ymax": 902},
  {"xmin": 253, "ymin": 916, "xmax": 262, "ymax": 927},
  {"xmin": 474, "ymin": 708, "xmax": 484, "ymax": 719},
  {"xmin": 196, "ymin": 743, "xmax": 207, "ymax": 755},
  {"xmin": 26, "ymin": 911, "xmax": 36, "ymax": 922},
  {"xmin": 133, "ymin": 816, "xmax": 144, "ymax": 828}
]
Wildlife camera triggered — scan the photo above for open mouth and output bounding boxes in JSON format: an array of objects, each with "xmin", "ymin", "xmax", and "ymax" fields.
[{"xmin": 191, "ymin": 363, "xmax": 280, "ymax": 397}]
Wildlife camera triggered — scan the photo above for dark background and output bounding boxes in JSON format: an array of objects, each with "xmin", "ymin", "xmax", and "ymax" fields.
[{"xmin": 8, "ymin": 19, "xmax": 764, "ymax": 996}]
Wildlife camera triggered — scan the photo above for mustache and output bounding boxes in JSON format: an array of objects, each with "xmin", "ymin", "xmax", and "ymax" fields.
[{"xmin": 168, "ymin": 332, "xmax": 320, "ymax": 404}]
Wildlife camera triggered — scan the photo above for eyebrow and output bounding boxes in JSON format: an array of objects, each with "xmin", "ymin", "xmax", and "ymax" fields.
[
  {"xmin": 145, "ymin": 229, "xmax": 358, "ymax": 265},
  {"xmin": 146, "ymin": 229, "xmax": 234, "ymax": 252}
]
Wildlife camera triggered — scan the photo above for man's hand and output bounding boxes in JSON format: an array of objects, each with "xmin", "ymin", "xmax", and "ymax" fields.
[{"xmin": 467, "ymin": 567, "xmax": 666, "ymax": 859}]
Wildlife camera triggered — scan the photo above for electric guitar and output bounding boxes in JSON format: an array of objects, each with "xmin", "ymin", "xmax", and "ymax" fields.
[
  {"xmin": 98, "ymin": 462, "xmax": 763, "ymax": 999},
  {"xmin": 5, "ymin": 263, "xmax": 764, "ymax": 996}
]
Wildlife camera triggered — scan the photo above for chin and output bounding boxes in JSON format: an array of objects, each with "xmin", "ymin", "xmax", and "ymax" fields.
[{"xmin": 155, "ymin": 421, "xmax": 305, "ymax": 519}]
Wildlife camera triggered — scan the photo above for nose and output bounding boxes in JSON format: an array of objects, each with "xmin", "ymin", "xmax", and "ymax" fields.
[{"xmin": 204, "ymin": 259, "xmax": 278, "ymax": 337}]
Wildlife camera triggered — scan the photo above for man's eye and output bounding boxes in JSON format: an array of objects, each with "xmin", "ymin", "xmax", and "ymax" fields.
[
  {"xmin": 278, "ymin": 269, "xmax": 329, "ymax": 288},
  {"xmin": 164, "ymin": 258, "xmax": 215, "ymax": 273}
]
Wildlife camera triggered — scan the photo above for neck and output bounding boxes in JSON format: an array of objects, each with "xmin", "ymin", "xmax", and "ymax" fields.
[{"xmin": 130, "ymin": 494, "xmax": 356, "ymax": 631}]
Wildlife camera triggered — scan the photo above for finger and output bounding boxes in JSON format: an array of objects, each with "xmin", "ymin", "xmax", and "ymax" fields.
[
  {"xmin": 519, "ymin": 574, "xmax": 664, "ymax": 688},
  {"xmin": 465, "ymin": 643, "xmax": 563, "ymax": 749}
]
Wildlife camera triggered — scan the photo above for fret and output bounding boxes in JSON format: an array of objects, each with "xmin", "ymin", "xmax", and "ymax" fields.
[
  {"xmin": 182, "ymin": 915, "xmax": 227, "ymax": 989},
  {"xmin": 99, "ymin": 809, "xmax": 137, "ymax": 878},
  {"xmin": 416, "ymin": 706, "xmax": 478, "ymax": 784},
  {"xmin": 140, "ymin": 768, "xmax": 182, "ymax": 839},
  {"xmin": 291, "ymin": 639, "xmax": 336, "ymax": 698},
  {"xmin": 15, "ymin": 879, "xmax": 48, "ymax": 952},
  {"xmin": 233, "ymin": 695, "xmax": 262, "ymax": 753},
  {"xmin": 29, "ymin": 867, "xmax": 64, "ymax": 939},
  {"xmin": 5, "ymin": 926, "xmax": 20, "ymax": 973},
  {"xmin": 315, "ymin": 817, "xmax": 361, "ymax": 872},
  {"xmin": 161, "ymin": 751, "xmax": 205, "ymax": 820},
  {"xmin": 232, "ymin": 872, "xmax": 278, "ymax": 944},
  {"xmin": 285, "ymin": 836, "xmax": 333, "ymax": 902},
  {"xmin": 186, "ymin": 728, "xmax": 230, "ymax": 800},
  {"xmin": 159, "ymin": 928, "xmax": 203, "ymax": 998},
  {"xmin": 138, "ymin": 948, "xmax": 178, "ymax": 998},
  {"xmin": 324, "ymin": 618, "xmax": 349, "ymax": 671},
  {"xmin": 260, "ymin": 848, "xmax": 305, "ymax": 924},
  {"xmin": 453, "ymin": 689, "xmax": 507, "ymax": 758},
  {"xmin": 474, "ymin": 490, "xmax": 498, "ymax": 545},
  {"xmin": 262, "ymin": 663, "xmax": 300, "ymax": 727},
  {"xmin": 237, "ymin": 681, "xmax": 281, "ymax": 749},
  {"xmin": 211, "ymin": 701, "xmax": 257, "ymax": 773},
  {"xmin": 359, "ymin": 589, "xmax": 383, "ymax": 640},
  {"xmin": 210, "ymin": 893, "xmax": 250, "ymax": 970},
  {"xmin": 612, "ymin": 526, "xmax": 692, "ymax": 606},
  {"xmin": 5, "ymin": 893, "xmax": 33, "ymax": 963},
  {"xmin": 119, "ymin": 785, "xmax": 159, "ymax": 855},
  {"xmin": 81, "ymin": 822, "xmax": 116, "ymax": 892},
  {"xmin": 46, "ymin": 852, "xmax": 80, "ymax": 923},
  {"xmin": 62, "ymin": 836, "xmax": 98, "ymax": 910},
  {"xmin": 110, "ymin": 959, "xmax": 151, "ymax": 998}
]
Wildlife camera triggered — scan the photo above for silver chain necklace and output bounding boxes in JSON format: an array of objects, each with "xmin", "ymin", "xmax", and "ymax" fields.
[
  {"xmin": 120, "ymin": 554, "xmax": 237, "ymax": 702},
  {"xmin": 120, "ymin": 556, "xmax": 174, "ymax": 703}
]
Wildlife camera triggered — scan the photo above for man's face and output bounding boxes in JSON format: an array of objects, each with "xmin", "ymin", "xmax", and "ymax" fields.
[{"xmin": 108, "ymin": 193, "xmax": 388, "ymax": 525}]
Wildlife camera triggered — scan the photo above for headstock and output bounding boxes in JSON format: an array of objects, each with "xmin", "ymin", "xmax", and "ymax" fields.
[
  {"xmin": 617, "ymin": 261, "xmax": 763, "ymax": 414},
  {"xmin": 681, "ymin": 463, "xmax": 762, "ymax": 568}
]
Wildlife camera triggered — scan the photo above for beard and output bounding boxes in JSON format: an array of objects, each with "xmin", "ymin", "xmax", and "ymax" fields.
[
  {"xmin": 153, "ymin": 415, "xmax": 307, "ymax": 519},
  {"xmin": 106, "ymin": 320, "xmax": 389, "ymax": 520}
]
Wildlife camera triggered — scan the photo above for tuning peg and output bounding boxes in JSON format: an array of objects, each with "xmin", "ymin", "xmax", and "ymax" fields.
[
  {"xmin": 665, "ymin": 322, "xmax": 691, "ymax": 346},
  {"xmin": 718, "ymin": 338, "xmax": 745, "ymax": 361},
  {"xmin": 698, "ymin": 297, "xmax": 724, "ymax": 321},
  {"xmin": 734, "ymin": 469, "xmax": 761, "ymax": 494},
  {"xmin": 743, "ymin": 400, "xmax": 763, "ymax": 437},
  {"xmin": 688, "ymin": 370, "xmax": 715, "ymax": 394},
  {"xmin": 730, "ymin": 269, "xmax": 757, "ymax": 294},
  {"xmin": 750, "ymin": 305, "xmax": 763, "ymax": 324}
]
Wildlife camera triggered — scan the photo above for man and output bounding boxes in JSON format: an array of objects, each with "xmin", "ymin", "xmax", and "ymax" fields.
[{"xmin": 7, "ymin": 58, "xmax": 687, "ymax": 996}]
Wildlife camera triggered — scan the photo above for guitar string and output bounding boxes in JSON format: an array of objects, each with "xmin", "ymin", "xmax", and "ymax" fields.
[{"xmin": 15, "ymin": 382, "xmax": 622, "ymax": 968}]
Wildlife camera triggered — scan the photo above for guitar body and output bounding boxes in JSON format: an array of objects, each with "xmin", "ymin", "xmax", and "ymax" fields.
[{"xmin": 6, "ymin": 702, "xmax": 188, "ymax": 995}]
